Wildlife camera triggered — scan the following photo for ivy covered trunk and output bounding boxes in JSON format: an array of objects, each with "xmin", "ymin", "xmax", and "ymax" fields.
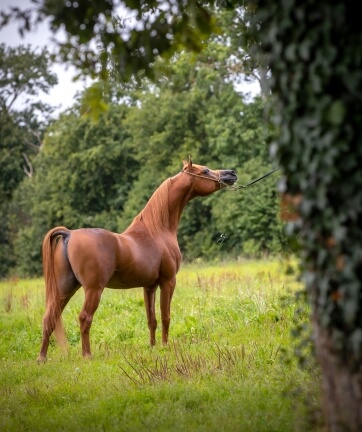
[
  {"xmin": 249, "ymin": 0, "xmax": 362, "ymax": 430},
  {"xmin": 313, "ymin": 322, "xmax": 362, "ymax": 431}
]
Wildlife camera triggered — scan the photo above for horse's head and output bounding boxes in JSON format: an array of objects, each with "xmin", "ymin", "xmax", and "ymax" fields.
[{"xmin": 181, "ymin": 156, "xmax": 237, "ymax": 196}]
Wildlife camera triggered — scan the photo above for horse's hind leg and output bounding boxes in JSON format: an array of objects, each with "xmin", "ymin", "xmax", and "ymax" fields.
[
  {"xmin": 38, "ymin": 292, "xmax": 75, "ymax": 362},
  {"xmin": 79, "ymin": 287, "xmax": 104, "ymax": 358},
  {"xmin": 38, "ymin": 306, "xmax": 59, "ymax": 362},
  {"xmin": 38, "ymin": 244, "xmax": 80, "ymax": 363},
  {"xmin": 143, "ymin": 285, "xmax": 158, "ymax": 346}
]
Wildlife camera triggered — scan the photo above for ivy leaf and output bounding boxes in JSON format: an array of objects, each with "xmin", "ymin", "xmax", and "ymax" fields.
[{"xmin": 326, "ymin": 100, "xmax": 345, "ymax": 126}]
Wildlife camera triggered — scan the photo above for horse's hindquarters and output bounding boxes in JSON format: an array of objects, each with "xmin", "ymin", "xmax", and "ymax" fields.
[{"xmin": 53, "ymin": 237, "xmax": 81, "ymax": 298}]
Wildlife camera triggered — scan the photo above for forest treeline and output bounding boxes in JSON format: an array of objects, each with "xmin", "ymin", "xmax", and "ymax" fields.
[{"xmin": 1, "ymin": 40, "xmax": 287, "ymax": 279}]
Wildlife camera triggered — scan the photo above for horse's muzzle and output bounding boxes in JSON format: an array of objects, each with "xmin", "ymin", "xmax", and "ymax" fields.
[{"xmin": 220, "ymin": 170, "xmax": 237, "ymax": 185}]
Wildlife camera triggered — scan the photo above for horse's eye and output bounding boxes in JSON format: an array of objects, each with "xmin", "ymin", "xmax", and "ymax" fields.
[{"xmin": 203, "ymin": 168, "xmax": 210, "ymax": 175}]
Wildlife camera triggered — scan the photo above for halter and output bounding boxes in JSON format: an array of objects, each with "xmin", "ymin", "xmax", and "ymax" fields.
[{"xmin": 181, "ymin": 170, "xmax": 224, "ymax": 187}]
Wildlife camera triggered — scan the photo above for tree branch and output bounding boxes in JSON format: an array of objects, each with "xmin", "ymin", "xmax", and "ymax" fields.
[{"xmin": 22, "ymin": 153, "xmax": 33, "ymax": 178}]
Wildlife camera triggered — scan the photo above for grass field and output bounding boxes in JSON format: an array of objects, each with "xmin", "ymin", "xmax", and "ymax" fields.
[{"xmin": 0, "ymin": 259, "xmax": 324, "ymax": 432}]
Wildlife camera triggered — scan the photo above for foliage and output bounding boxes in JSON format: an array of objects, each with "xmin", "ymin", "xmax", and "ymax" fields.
[
  {"xmin": 211, "ymin": 158, "xmax": 287, "ymax": 258},
  {"xmin": 0, "ymin": 0, "xmax": 217, "ymax": 81},
  {"xmin": 0, "ymin": 43, "xmax": 57, "ymax": 115},
  {"xmin": 249, "ymin": 0, "xmax": 362, "ymax": 367},
  {"xmin": 214, "ymin": 6, "xmax": 270, "ymax": 97},
  {"xmin": 247, "ymin": 2, "xmax": 362, "ymax": 428},
  {"xmin": 0, "ymin": 260, "xmax": 322, "ymax": 431},
  {"xmin": 0, "ymin": 44, "xmax": 57, "ymax": 278}
]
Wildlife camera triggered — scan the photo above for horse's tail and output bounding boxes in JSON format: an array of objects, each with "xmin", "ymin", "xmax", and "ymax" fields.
[{"xmin": 42, "ymin": 226, "xmax": 71, "ymax": 353}]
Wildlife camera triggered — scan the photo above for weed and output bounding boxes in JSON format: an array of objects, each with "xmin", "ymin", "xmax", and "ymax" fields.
[
  {"xmin": 173, "ymin": 340, "xmax": 209, "ymax": 377},
  {"xmin": 213, "ymin": 342, "xmax": 246, "ymax": 369},
  {"xmin": 4, "ymin": 291, "xmax": 13, "ymax": 312},
  {"xmin": 25, "ymin": 385, "xmax": 40, "ymax": 400},
  {"xmin": 20, "ymin": 293, "xmax": 30, "ymax": 310}
]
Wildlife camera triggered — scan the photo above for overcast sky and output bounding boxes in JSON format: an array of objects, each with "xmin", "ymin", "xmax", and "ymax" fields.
[{"xmin": 0, "ymin": 0, "xmax": 87, "ymax": 115}]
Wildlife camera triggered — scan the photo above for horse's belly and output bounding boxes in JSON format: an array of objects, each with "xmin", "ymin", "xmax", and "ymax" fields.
[{"xmin": 106, "ymin": 235, "xmax": 177, "ymax": 289}]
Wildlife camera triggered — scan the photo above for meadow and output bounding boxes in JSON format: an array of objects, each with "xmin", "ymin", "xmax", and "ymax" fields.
[{"xmin": 0, "ymin": 259, "xmax": 323, "ymax": 432}]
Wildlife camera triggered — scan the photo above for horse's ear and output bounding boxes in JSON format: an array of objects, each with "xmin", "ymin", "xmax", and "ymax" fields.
[
  {"xmin": 187, "ymin": 155, "xmax": 193, "ymax": 169},
  {"xmin": 182, "ymin": 156, "xmax": 193, "ymax": 170}
]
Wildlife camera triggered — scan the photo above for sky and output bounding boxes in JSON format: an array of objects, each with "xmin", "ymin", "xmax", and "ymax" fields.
[{"xmin": 0, "ymin": 0, "xmax": 88, "ymax": 115}]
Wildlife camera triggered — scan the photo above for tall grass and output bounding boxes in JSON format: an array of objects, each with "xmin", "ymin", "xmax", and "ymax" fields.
[{"xmin": 0, "ymin": 259, "xmax": 324, "ymax": 431}]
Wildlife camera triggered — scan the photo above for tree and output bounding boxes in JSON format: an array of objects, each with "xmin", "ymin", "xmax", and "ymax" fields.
[
  {"xmin": 0, "ymin": 114, "xmax": 27, "ymax": 276},
  {"xmin": 211, "ymin": 156, "xmax": 286, "ymax": 258},
  {"xmin": 0, "ymin": 44, "xmax": 57, "ymax": 114},
  {"xmin": 248, "ymin": 1, "xmax": 362, "ymax": 430},
  {"xmin": 0, "ymin": 0, "xmax": 216, "ymax": 81},
  {"xmin": 0, "ymin": 44, "xmax": 57, "ymax": 188},
  {"xmin": 213, "ymin": 6, "xmax": 270, "ymax": 98},
  {"xmin": 0, "ymin": 44, "xmax": 57, "ymax": 278}
]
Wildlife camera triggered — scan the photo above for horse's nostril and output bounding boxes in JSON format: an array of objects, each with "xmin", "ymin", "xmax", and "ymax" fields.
[{"xmin": 230, "ymin": 170, "xmax": 236, "ymax": 175}]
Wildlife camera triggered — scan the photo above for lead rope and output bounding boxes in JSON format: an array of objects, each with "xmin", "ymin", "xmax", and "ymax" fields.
[{"xmin": 228, "ymin": 167, "xmax": 280, "ymax": 191}]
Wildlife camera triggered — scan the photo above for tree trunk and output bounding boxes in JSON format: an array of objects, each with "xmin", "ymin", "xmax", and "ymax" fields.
[{"xmin": 313, "ymin": 320, "xmax": 362, "ymax": 432}]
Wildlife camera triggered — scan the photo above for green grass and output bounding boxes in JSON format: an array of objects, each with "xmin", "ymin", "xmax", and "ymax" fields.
[{"xmin": 0, "ymin": 259, "xmax": 323, "ymax": 431}]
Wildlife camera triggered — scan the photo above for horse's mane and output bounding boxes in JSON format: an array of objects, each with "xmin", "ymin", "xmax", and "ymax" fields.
[{"xmin": 126, "ymin": 178, "xmax": 171, "ymax": 237}]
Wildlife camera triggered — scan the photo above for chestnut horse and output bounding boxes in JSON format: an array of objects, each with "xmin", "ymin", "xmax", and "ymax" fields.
[{"xmin": 38, "ymin": 157, "xmax": 237, "ymax": 361}]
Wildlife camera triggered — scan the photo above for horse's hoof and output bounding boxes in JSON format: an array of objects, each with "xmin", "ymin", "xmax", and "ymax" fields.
[
  {"xmin": 83, "ymin": 353, "xmax": 92, "ymax": 360},
  {"xmin": 37, "ymin": 355, "xmax": 47, "ymax": 363}
]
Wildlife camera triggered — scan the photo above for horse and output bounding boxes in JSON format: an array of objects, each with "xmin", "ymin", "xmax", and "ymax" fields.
[{"xmin": 37, "ymin": 157, "xmax": 237, "ymax": 361}]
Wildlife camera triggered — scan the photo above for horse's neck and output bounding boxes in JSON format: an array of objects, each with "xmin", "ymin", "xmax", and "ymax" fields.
[
  {"xmin": 167, "ymin": 175, "xmax": 193, "ymax": 233},
  {"xmin": 124, "ymin": 176, "xmax": 191, "ymax": 237},
  {"xmin": 126, "ymin": 176, "xmax": 190, "ymax": 237}
]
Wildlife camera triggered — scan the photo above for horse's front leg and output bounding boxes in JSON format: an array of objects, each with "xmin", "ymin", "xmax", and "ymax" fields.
[
  {"xmin": 79, "ymin": 287, "xmax": 104, "ymax": 358},
  {"xmin": 159, "ymin": 277, "xmax": 176, "ymax": 345},
  {"xmin": 143, "ymin": 285, "xmax": 157, "ymax": 346}
]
